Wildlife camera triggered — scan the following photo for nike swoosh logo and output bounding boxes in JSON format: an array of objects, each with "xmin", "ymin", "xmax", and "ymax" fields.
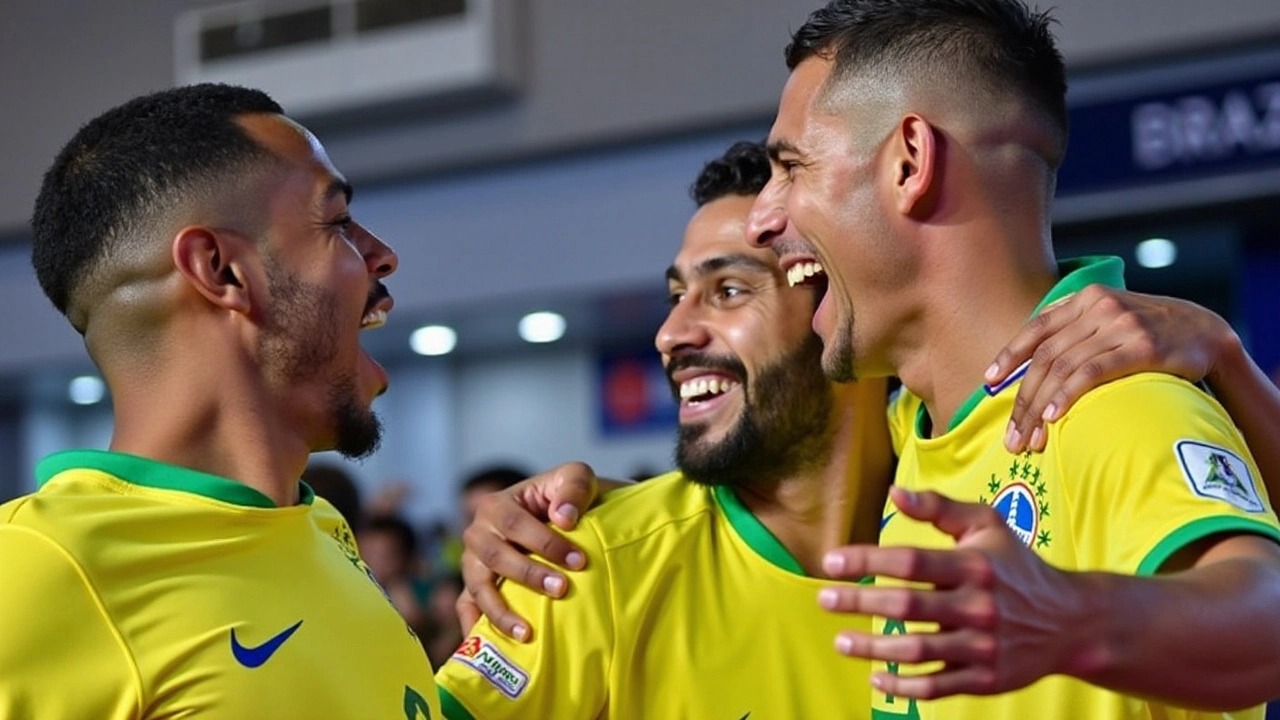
[
  {"xmin": 880, "ymin": 512, "xmax": 897, "ymax": 530},
  {"xmin": 231, "ymin": 620, "xmax": 303, "ymax": 668},
  {"xmin": 738, "ymin": 714, "xmax": 751, "ymax": 720}
]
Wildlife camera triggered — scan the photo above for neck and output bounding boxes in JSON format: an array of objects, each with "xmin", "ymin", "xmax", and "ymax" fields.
[
  {"xmin": 895, "ymin": 227, "xmax": 1056, "ymax": 436},
  {"xmin": 734, "ymin": 378, "xmax": 894, "ymax": 576},
  {"xmin": 106, "ymin": 350, "xmax": 310, "ymax": 507}
]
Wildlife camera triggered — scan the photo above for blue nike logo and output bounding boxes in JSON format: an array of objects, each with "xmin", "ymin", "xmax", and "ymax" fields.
[
  {"xmin": 880, "ymin": 512, "xmax": 897, "ymax": 530},
  {"xmin": 230, "ymin": 620, "xmax": 303, "ymax": 668}
]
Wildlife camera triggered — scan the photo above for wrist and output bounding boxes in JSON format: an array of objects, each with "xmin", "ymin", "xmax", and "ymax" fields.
[
  {"xmin": 1057, "ymin": 571, "xmax": 1124, "ymax": 682},
  {"xmin": 1206, "ymin": 324, "xmax": 1246, "ymax": 390}
]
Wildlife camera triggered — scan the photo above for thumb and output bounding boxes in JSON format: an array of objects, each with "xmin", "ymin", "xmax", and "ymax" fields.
[
  {"xmin": 548, "ymin": 462, "xmax": 597, "ymax": 530},
  {"xmin": 890, "ymin": 486, "xmax": 1002, "ymax": 542},
  {"xmin": 456, "ymin": 592, "xmax": 481, "ymax": 635}
]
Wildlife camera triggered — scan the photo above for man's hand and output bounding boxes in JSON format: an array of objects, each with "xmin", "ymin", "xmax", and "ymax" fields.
[
  {"xmin": 457, "ymin": 462, "xmax": 624, "ymax": 642},
  {"xmin": 818, "ymin": 487, "xmax": 1093, "ymax": 699},
  {"xmin": 987, "ymin": 285, "xmax": 1236, "ymax": 453}
]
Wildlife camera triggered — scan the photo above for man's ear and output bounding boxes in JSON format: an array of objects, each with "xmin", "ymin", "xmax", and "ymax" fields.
[
  {"xmin": 888, "ymin": 113, "xmax": 941, "ymax": 219},
  {"xmin": 172, "ymin": 227, "xmax": 253, "ymax": 314}
]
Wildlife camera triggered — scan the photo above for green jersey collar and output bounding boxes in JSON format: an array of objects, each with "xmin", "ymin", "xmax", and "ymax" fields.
[
  {"xmin": 36, "ymin": 449, "xmax": 316, "ymax": 508},
  {"xmin": 712, "ymin": 484, "xmax": 807, "ymax": 576},
  {"xmin": 917, "ymin": 255, "xmax": 1126, "ymax": 438}
]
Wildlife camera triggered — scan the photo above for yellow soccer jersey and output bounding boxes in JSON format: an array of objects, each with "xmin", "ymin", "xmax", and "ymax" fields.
[
  {"xmin": 0, "ymin": 450, "xmax": 440, "ymax": 720},
  {"xmin": 436, "ymin": 473, "xmax": 888, "ymax": 720},
  {"xmin": 874, "ymin": 257, "xmax": 1280, "ymax": 720}
]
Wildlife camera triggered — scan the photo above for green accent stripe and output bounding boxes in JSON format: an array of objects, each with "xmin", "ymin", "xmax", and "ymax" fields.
[
  {"xmin": 35, "ymin": 449, "xmax": 315, "ymax": 508},
  {"xmin": 919, "ymin": 255, "xmax": 1127, "ymax": 437},
  {"xmin": 713, "ymin": 484, "xmax": 807, "ymax": 576},
  {"xmin": 438, "ymin": 686, "xmax": 478, "ymax": 720},
  {"xmin": 1136, "ymin": 516, "xmax": 1280, "ymax": 576}
]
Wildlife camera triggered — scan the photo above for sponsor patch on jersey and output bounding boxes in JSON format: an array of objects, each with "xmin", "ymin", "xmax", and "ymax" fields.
[
  {"xmin": 453, "ymin": 638, "xmax": 529, "ymax": 699},
  {"xmin": 1176, "ymin": 440, "xmax": 1264, "ymax": 513}
]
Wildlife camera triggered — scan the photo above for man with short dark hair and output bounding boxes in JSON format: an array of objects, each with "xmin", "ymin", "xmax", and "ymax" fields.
[
  {"xmin": 435, "ymin": 141, "xmax": 897, "ymax": 719},
  {"xmin": 749, "ymin": 0, "xmax": 1280, "ymax": 717},
  {"xmin": 0, "ymin": 84, "xmax": 440, "ymax": 719}
]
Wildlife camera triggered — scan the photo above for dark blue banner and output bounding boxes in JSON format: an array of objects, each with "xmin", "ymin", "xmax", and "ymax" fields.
[
  {"xmin": 1059, "ymin": 71, "xmax": 1280, "ymax": 195},
  {"xmin": 596, "ymin": 349, "xmax": 678, "ymax": 436}
]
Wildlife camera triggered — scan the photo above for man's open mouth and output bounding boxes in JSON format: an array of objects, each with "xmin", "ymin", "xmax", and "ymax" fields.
[{"xmin": 785, "ymin": 260, "xmax": 826, "ymax": 288}]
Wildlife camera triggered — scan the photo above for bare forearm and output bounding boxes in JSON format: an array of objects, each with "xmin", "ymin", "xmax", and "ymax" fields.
[
  {"xmin": 1208, "ymin": 336, "xmax": 1280, "ymax": 502},
  {"xmin": 1067, "ymin": 556, "xmax": 1280, "ymax": 710}
]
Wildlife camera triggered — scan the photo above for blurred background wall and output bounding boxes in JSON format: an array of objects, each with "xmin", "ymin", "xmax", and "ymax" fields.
[{"xmin": 2, "ymin": 0, "xmax": 1279, "ymax": 530}]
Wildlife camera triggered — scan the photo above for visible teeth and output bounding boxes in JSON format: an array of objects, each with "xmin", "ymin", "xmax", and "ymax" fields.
[
  {"xmin": 679, "ymin": 376, "xmax": 741, "ymax": 400},
  {"xmin": 786, "ymin": 261, "xmax": 825, "ymax": 287},
  {"xmin": 361, "ymin": 308, "xmax": 387, "ymax": 329}
]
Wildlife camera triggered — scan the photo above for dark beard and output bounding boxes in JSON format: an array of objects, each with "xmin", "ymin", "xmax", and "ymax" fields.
[
  {"xmin": 674, "ymin": 333, "xmax": 834, "ymax": 487},
  {"xmin": 330, "ymin": 379, "xmax": 382, "ymax": 460},
  {"xmin": 262, "ymin": 258, "xmax": 382, "ymax": 459},
  {"xmin": 823, "ymin": 316, "xmax": 856, "ymax": 383}
]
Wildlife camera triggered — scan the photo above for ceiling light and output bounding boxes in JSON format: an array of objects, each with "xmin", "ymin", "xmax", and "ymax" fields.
[
  {"xmin": 1135, "ymin": 237, "xmax": 1177, "ymax": 269},
  {"xmin": 410, "ymin": 325, "xmax": 457, "ymax": 356},
  {"xmin": 68, "ymin": 375, "xmax": 106, "ymax": 405},
  {"xmin": 519, "ymin": 311, "xmax": 566, "ymax": 344}
]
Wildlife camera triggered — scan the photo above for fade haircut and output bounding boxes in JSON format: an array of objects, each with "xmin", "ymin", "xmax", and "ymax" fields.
[
  {"xmin": 689, "ymin": 141, "xmax": 772, "ymax": 208},
  {"xmin": 30, "ymin": 83, "xmax": 284, "ymax": 331},
  {"xmin": 785, "ymin": 0, "xmax": 1068, "ymax": 167}
]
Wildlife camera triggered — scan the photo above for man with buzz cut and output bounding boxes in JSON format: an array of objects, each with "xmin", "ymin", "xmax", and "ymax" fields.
[
  {"xmin": 0, "ymin": 84, "xmax": 440, "ymax": 719},
  {"xmin": 749, "ymin": 0, "xmax": 1280, "ymax": 718},
  {"xmin": 434, "ymin": 137, "xmax": 1280, "ymax": 719}
]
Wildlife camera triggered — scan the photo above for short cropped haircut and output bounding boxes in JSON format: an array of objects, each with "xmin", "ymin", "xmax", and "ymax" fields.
[
  {"xmin": 31, "ymin": 83, "xmax": 283, "ymax": 327},
  {"xmin": 690, "ymin": 141, "xmax": 772, "ymax": 208},
  {"xmin": 785, "ymin": 0, "xmax": 1067, "ymax": 166}
]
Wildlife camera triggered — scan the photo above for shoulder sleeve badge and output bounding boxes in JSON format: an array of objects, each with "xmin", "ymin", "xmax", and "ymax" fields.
[{"xmin": 1175, "ymin": 440, "xmax": 1265, "ymax": 513}]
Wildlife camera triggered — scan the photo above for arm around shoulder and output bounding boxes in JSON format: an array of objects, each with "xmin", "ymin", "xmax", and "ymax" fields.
[{"xmin": 436, "ymin": 519, "xmax": 614, "ymax": 720}]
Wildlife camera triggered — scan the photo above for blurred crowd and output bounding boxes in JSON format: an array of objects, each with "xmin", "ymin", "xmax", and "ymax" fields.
[{"xmin": 301, "ymin": 463, "xmax": 528, "ymax": 668}]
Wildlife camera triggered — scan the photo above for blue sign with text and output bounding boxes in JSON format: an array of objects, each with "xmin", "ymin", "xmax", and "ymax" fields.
[{"xmin": 1059, "ymin": 71, "xmax": 1280, "ymax": 195}]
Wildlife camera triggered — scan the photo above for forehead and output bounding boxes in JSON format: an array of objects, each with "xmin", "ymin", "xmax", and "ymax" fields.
[
  {"xmin": 672, "ymin": 195, "xmax": 777, "ymax": 272},
  {"xmin": 236, "ymin": 113, "xmax": 348, "ymax": 203},
  {"xmin": 768, "ymin": 57, "xmax": 845, "ymax": 152}
]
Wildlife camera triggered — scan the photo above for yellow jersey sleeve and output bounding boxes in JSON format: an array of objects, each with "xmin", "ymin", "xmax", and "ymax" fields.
[
  {"xmin": 0, "ymin": 524, "xmax": 142, "ymax": 719},
  {"xmin": 435, "ymin": 520, "xmax": 613, "ymax": 720},
  {"xmin": 1052, "ymin": 374, "xmax": 1280, "ymax": 575}
]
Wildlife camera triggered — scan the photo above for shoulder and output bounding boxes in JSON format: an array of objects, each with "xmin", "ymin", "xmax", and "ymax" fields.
[
  {"xmin": 577, "ymin": 471, "xmax": 716, "ymax": 552},
  {"xmin": 1055, "ymin": 373, "xmax": 1240, "ymax": 441}
]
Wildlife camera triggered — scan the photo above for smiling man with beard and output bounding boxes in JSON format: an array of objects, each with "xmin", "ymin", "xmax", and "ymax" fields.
[
  {"xmin": 0, "ymin": 84, "xmax": 441, "ymax": 719},
  {"xmin": 435, "ymin": 141, "xmax": 896, "ymax": 720},
  {"xmin": 440, "ymin": 133, "xmax": 1280, "ymax": 719}
]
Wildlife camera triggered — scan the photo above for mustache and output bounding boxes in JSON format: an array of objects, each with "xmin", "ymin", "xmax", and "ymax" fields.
[
  {"xmin": 665, "ymin": 352, "xmax": 747, "ymax": 400},
  {"xmin": 364, "ymin": 283, "xmax": 390, "ymax": 313},
  {"xmin": 768, "ymin": 237, "xmax": 816, "ymax": 258}
]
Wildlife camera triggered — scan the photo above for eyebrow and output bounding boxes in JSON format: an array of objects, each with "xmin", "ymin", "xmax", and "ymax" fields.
[
  {"xmin": 667, "ymin": 254, "xmax": 776, "ymax": 284},
  {"xmin": 765, "ymin": 139, "xmax": 801, "ymax": 163},
  {"xmin": 324, "ymin": 178, "xmax": 354, "ymax": 204}
]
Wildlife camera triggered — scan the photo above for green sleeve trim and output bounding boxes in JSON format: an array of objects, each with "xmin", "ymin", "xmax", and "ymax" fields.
[
  {"xmin": 438, "ymin": 686, "xmax": 479, "ymax": 720},
  {"xmin": 35, "ymin": 449, "xmax": 314, "ymax": 508},
  {"xmin": 918, "ymin": 255, "xmax": 1127, "ymax": 436},
  {"xmin": 1135, "ymin": 516, "xmax": 1280, "ymax": 576},
  {"xmin": 712, "ymin": 484, "xmax": 807, "ymax": 576}
]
